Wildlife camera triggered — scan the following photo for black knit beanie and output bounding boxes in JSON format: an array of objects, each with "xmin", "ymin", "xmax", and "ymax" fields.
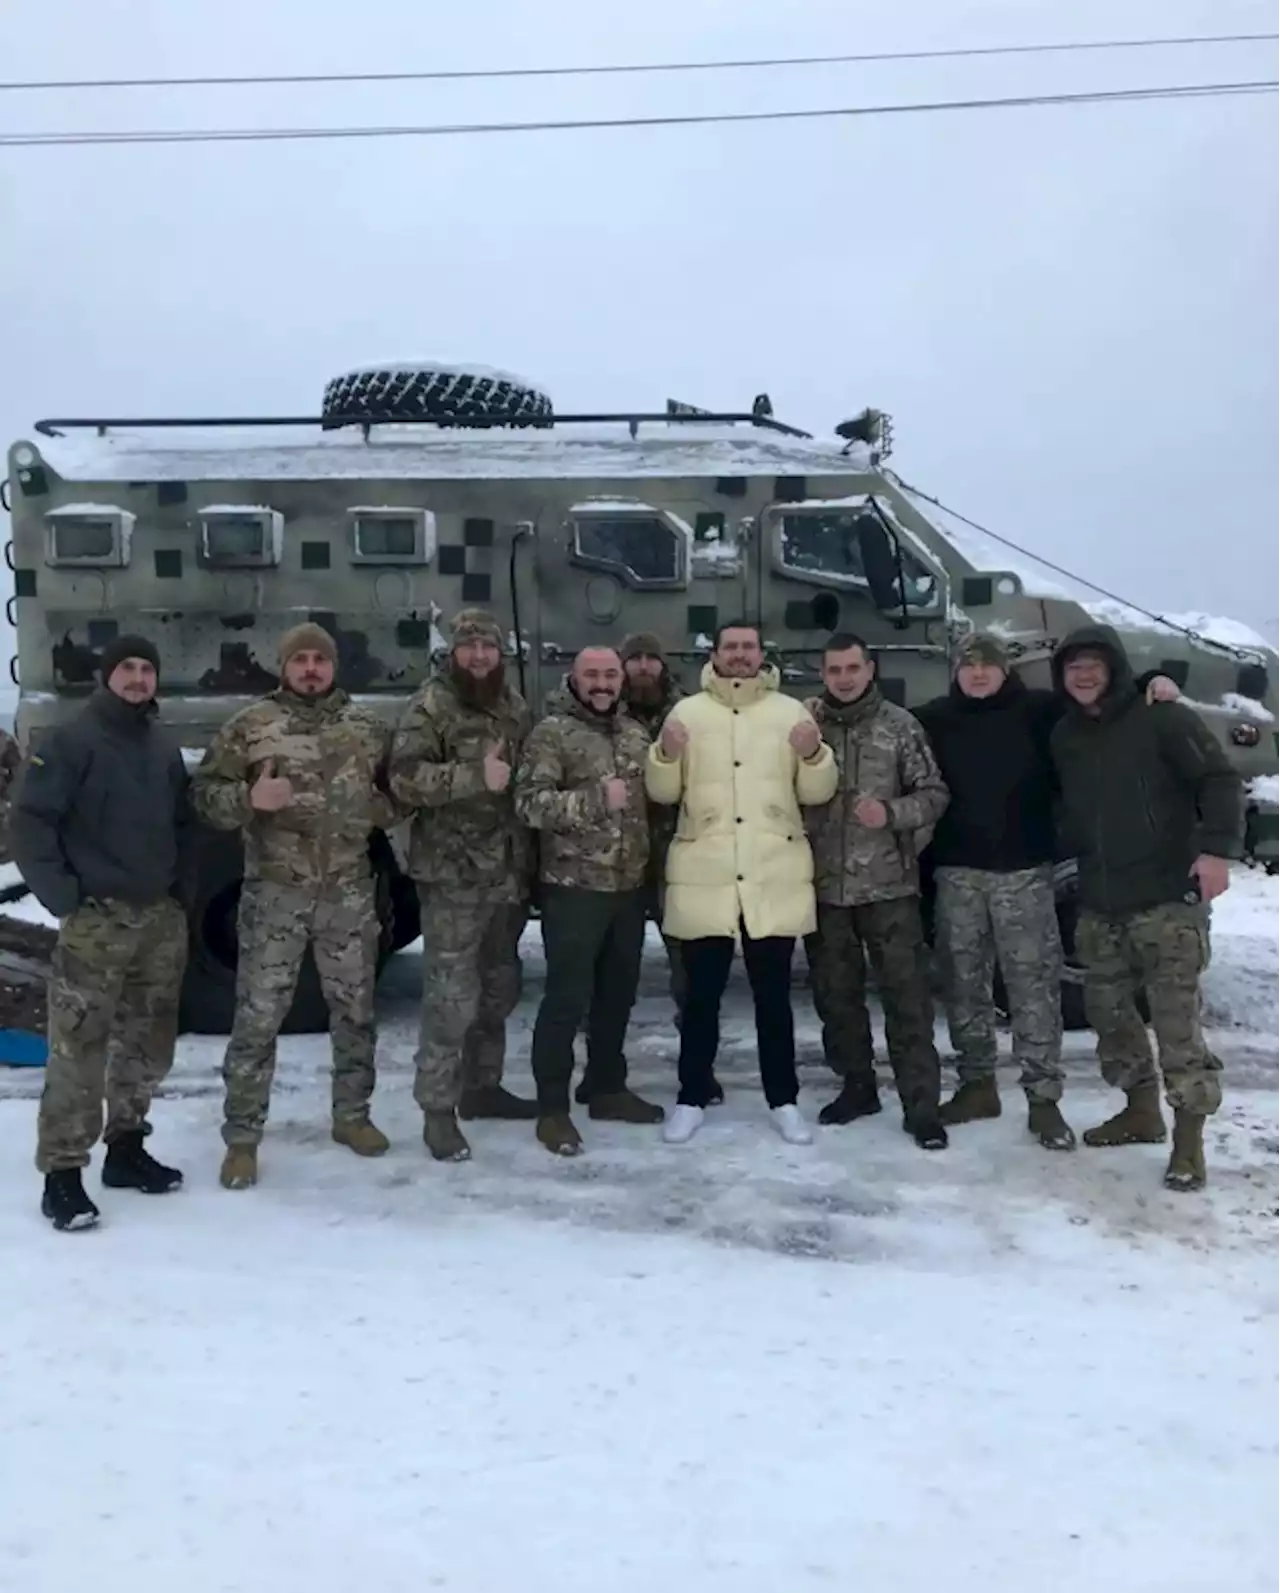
[{"xmin": 100, "ymin": 633, "xmax": 161, "ymax": 683}]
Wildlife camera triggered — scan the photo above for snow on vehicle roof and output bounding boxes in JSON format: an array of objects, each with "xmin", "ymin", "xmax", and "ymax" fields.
[
  {"xmin": 1083, "ymin": 601, "xmax": 1274, "ymax": 658},
  {"xmin": 27, "ymin": 423, "xmax": 869, "ymax": 485},
  {"xmin": 894, "ymin": 485, "xmax": 1075, "ymax": 599}
]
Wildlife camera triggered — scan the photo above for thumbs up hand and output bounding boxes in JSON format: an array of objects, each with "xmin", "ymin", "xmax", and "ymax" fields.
[
  {"xmin": 250, "ymin": 758, "xmax": 294, "ymax": 813},
  {"xmin": 483, "ymin": 741, "xmax": 512, "ymax": 793}
]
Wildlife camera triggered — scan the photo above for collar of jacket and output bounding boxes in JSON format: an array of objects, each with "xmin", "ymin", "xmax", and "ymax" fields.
[
  {"xmin": 701, "ymin": 661, "xmax": 780, "ymax": 707},
  {"xmin": 272, "ymin": 685, "xmax": 349, "ymax": 719},
  {"xmin": 818, "ymin": 684, "xmax": 883, "ymax": 725},
  {"xmin": 88, "ymin": 685, "xmax": 158, "ymax": 732}
]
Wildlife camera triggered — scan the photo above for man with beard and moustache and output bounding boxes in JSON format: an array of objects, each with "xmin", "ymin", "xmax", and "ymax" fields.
[
  {"xmin": 388, "ymin": 609, "xmax": 538, "ymax": 1164},
  {"xmin": 571, "ymin": 631, "xmax": 708, "ymax": 1103},
  {"xmin": 194, "ymin": 624, "xmax": 401, "ymax": 1189},
  {"xmin": 13, "ymin": 636, "xmax": 192, "ymax": 1230},
  {"xmin": 647, "ymin": 621, "xmax": 837, "ymax": 1147},
  {"xmin": 1050, "ymin": 624, "xmax": 1240, "ymax": 1191},
  {"xmin": 515, "ymin": 645, "xmax": 662, "ymax": 1156},
  {"xmin": 915, "ymin": 633, "xmax": 1182, "ymax": 1152},
  {"xmin": 804, "ymin": 635, "xmax": 952, "ymax": 1150}
]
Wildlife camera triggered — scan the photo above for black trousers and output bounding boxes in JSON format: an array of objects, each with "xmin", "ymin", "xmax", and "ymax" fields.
[
  {"xmin": 530, "ymin": 885, "xmax": 647, "ymax": 1112},
  {"xmin": 676, "ymin": 925, "xmax": 798, "ymax": 1109}
]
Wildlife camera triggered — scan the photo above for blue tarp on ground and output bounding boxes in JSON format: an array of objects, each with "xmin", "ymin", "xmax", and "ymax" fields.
[{"xmin": 0, "ymin": 1028, "xmax": 47, "ymax": 1067}]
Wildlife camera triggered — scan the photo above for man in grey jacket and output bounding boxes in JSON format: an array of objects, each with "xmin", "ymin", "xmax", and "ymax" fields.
[{"xmin": 12, "ymin": 635, "xmax": 193, "ymax": 1231}]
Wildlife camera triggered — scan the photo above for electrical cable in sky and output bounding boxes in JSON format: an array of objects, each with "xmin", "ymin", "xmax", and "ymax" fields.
[{"xmin": 0, "ymin": 79, "xmax": 1274, "ymax": 149}]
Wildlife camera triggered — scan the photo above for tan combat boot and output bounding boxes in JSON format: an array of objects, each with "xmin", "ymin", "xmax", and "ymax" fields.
[
  {"xmin": 940, "ymin": 1076, "xmax": 1002, "ymax": 1125},
  {"xmin": 332, "ymin": 1118, "xmax": 390, "ymax": 1157},
  {"xmin": 1082, "ymin": 1082, "xmax": 1167, "ymax": 1147},
  {"xmin": 588, "ymin": 1089, "xmax": 665, "ymax": 1125},
  {"xmin": 536, "ymin": 1113, "xmax": 584, "ymax": 1157},
  {"xmin": 220, "ymin": 1146, "xmax": 258, "ymax": 1190},
  {"xmin": 1163, "ymin": 1111, "xmax": 1207, "ymax": 1192},
  {"xmin": 423, "ymin": 1111, "xmax": 472, "ymax": 1163},
  {"xmin": 1027, "ymin": 1097, "xmax": 1077, "ymax": 1151}
]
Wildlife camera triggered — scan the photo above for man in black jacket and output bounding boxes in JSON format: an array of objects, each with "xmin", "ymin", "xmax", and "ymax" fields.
[
  {"xmin": 12, "ymin": 636, "xmax": 193, "ymax": 1231},
  {"xmin": 916, "ymin": 633, "xmax": 1181, "ymax": 1152},
  {"xmin": 1050, "ymin": 623, "xmax": 1242, "ymax": 1191}
]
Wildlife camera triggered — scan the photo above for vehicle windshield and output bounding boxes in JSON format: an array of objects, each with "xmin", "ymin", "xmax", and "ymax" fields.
[{"xmin": 779, "ymin": 506, "xmax": 939, "ymax": 608}]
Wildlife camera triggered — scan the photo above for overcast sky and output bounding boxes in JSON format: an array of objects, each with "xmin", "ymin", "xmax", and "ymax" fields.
[{"xmin": 1, "ymin": 0, "xmax": 1276, "ymax": 662}]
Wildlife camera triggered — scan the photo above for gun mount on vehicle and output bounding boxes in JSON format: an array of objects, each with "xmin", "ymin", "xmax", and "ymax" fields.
[{"xmin": 7, "ymin": 362, "xmax": 1277, "ymax": 1032}]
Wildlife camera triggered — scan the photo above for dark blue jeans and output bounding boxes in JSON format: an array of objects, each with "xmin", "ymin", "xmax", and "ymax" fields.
[{"xmin": 676, "ymin": 926, "xmax": 798, "ymax": 1109}]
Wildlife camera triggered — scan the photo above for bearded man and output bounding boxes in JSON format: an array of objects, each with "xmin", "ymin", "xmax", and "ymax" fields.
[{"xmin": 388, "ymin": 609, "xmax": 538, "ymax": 1163}]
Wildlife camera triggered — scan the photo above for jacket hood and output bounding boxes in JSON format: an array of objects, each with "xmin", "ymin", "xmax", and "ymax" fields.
[
  {"xmin": 701, "ymin": 661, "xmax": 780, "ymax": 707},
  {"xmin": 1051, "ymin": 623, "xmax": 1135, "ymax": 705}
]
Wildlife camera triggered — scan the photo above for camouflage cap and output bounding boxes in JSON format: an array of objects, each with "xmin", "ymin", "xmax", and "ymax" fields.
[
  {"xmin": 279, "ymin": 622, "xmax": 337, "ymax": 667},
  {"xmin": 953, "ymin": 632, "xmax": 1009, "ymax": 670},
  {"xmin": 619, "ymin": 631, "xmax": 666, "ymax": 662},
  {"xmin": 450, "ymin": 608, "xmax": 503, "ymax": 648}
]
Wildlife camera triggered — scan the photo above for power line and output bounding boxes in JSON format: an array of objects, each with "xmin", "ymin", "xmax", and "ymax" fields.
[
  {"xmin": 0, "ymin": 30, "xmax": 1274, "ymax": 94},
  {"xmin": 1, "ymin": 79, "xmax": 1274, "ymax": 150}
]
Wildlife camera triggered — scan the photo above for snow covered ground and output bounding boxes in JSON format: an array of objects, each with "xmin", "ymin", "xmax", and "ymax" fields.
[{"xmin": 1, "ymin": 869, "xmax": 1276, "ymax": 1592}]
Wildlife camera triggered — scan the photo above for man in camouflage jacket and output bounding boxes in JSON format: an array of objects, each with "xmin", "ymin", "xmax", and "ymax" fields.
[
  {"xmin": 515, "ymin": 645, "xmax": 663, "ymax": 1156},
  {"xmin": 803, "ymin": 634, "xmax": 951, "ymax": 1149},
  {"xmin": 388, "ymin": 608, "xmax": 537, "ymax": 1164},
  {"xmin": 570, "ymin": 630, "xmax": 694, "ymax": 1105},
  {"xmin": 0, "ymin": 726, "xmax": 21, "ymax": 866},
  {"xmin": 193, "ymin": 623, "xmax": 399, "ymax": 1189}
]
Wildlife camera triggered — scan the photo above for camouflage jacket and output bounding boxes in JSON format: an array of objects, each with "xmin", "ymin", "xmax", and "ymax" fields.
[
  {"xmin": 0, "ymin": 728, "xmax": 21, "ymax": 866},
  {"xmin": 192, "ymin": 688, "xmax": 398, "ymax": 891},
  {"xmin": 515, "ymin": 682, "xmax": 651, "ymax": 892},
  {"xmin": 388, "ymin": 672, "xmax": 534, "ymax": 901},
  {"xmin": 623, "ymin": 674, "xmax": 684, "ymax": 891},
  {"xmin": 806, "ymin": 686, "xmax": 950, "ymax": 906}
]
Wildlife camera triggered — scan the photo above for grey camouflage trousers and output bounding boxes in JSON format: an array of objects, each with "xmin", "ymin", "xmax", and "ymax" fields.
[
  {"xmin": 1077, "ymin": 901, "xmax": 1222, "ymax": 1115},
  {"xmin": 935, "ymin": 864, "xmax": 1064, "ymax": 1102},
  {"xmin": 221, "ymin": 877, "xmax": 379, "ymax": 1146},
  {"xmin": 36, "ymin": 896, "xmax": 187, "ymax": 1173},
  {"xmin": 415, "ymin": 889, "xmax": 526, "ymax": 1112}
]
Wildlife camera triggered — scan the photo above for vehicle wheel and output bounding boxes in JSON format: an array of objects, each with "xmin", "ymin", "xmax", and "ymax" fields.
[{"xmin": 321, "ymin": 364, "xmax": 554, "ymax": 429}]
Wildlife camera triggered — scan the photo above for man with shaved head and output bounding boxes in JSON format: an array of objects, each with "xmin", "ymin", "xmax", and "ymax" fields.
[{"xmin": 515, "ymin": 645, "xmax": 663, "ymax": 1156}]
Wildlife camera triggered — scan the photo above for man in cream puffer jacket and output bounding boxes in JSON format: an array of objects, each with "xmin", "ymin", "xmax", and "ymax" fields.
[{"xmin": 645, "ymin": 621, "xmax": 837, "ymax": 1145}]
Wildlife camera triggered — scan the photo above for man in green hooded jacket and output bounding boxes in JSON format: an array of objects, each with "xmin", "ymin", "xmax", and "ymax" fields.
[{"xmin": 1050, "ymin": 623, "xmax": 1242, "ymax": 1191}]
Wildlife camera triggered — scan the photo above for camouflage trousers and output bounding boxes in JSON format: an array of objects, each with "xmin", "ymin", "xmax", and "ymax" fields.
[
  {"xmin": 415, "ymin": 889, "xmax": 526, "ymax": 1112},
  {"xmin": 805, "ymin": 896, "xmax": 940, "ymax": 1115},
  {"xmin": 222, "ymin": 877, "xmax": 379, "ymax": 1146},
  {"xmin": 645, "ymin": 881, "xmax": 688, "ymax": 1017},
  {"xmin": 36, "ymin": 896, "xmax": 187, "ymax": 1173},
  {"xmin": 1077, "ymin": 902, "xmax": 1222, "ymax": 1115},
  {"xmin": 935, "ymin": 864, "xmax": 1064, "ymax": 1102}
]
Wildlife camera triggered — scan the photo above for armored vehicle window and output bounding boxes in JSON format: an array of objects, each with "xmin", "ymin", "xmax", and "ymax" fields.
[
  {"xmin": 44, "ymin": 508, "xmax": 133, "ymax": 568},
  {"xmin": 199, "ymin": 508, "xmax": 283, "ymax": 568},
  {"xmin": 348, "ymin": 508, "xmax": 435, "ymax": 565},
  {"xmin": 571, "ymin": 513, "xmax": 684, "ymax": 588},
  {"xmin": 778, "ymin": 508, "xmax": 938, "ymax": 608}
]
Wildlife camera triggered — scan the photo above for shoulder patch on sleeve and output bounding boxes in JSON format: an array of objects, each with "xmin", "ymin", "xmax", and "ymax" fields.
[{"xmin": 29, "ymin": 754, "xmax": 44, "ymax": 766}]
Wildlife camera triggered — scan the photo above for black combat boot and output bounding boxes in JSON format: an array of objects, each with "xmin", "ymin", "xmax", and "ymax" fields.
[
  {"xmin": 579, "ymin": 1075, "xmax": 722, "ymax": 1108},
  {"xmin": 41, "ymin": 1169, "xmax": 101, "ymax": 1231},
  {"xmin": 102, "ymin": 1129, "xmax": 183, "ymax": 1194},
  {"xmin": 819, "ymin": 1075, "xmax": 882, "ymax": 1126},
  {"xmin": 459, "ymin": 1084, "xmax": 539, "ymax": 1121},
  {"xmin": 903, "ymin": 1111, "xmax": 949, "ymax": 1151}
]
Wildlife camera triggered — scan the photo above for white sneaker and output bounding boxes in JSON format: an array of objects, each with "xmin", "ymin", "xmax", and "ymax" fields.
[
  {"xmin": 663, "ymin": 1104, "xmax": 705, "ymax": 1144},
  {"xmin": 770, "ymin": 1103, "xmax": 813, "ymax": 1145}
]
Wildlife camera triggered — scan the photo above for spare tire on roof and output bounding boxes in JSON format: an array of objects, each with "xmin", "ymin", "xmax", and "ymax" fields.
[{"xmin": 321, "ymin": 363, "xmax": 554, "ymax": 429}]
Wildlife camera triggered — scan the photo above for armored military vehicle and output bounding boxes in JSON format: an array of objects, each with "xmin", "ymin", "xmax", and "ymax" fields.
[{"xmin": 5, "ymin": 362, "xmax": 1277, "ymax": 1032}]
